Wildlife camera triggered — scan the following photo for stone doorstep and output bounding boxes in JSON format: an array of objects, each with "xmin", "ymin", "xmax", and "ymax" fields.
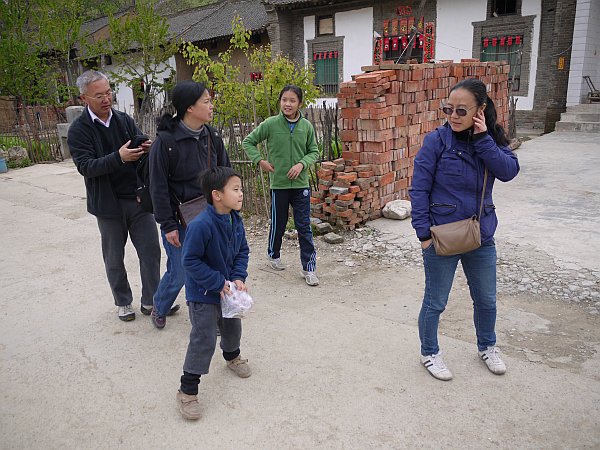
[{"xmin": 555, "ymin": 122, "xmax": 600, "ymax": 132}]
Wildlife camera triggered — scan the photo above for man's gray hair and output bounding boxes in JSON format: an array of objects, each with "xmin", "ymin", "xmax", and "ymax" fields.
[{"xmin": 76, "ymin": 70, "xmax": 110, "ymax": 94}]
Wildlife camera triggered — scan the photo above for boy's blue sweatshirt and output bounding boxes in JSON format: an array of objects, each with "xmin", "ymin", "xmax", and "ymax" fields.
[{"xmin": 182, "ymin": 204, "xmax": 249, "ymax": 304}]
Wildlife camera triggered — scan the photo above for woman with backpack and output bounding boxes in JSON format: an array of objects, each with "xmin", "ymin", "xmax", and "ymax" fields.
[{"xmin": 148, "ymin": 80, "xmax": 231, "ymax": 329}]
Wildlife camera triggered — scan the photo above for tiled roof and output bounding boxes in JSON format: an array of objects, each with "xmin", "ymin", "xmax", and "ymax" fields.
[
  {"xmin": 168, "ymin": 0, "xmax": 269, "ymax": 43},
  {"xmin": 262, "ymin": 0, "xmax": 322, "ymax": 5},
  {"xmin": 80, "ymin": 10, "xmax": 129, "ymax": 39},
  {"xmin": 262, "ymin": 0, "xmax": 351, "ymax": 7},
  {"xmin": 262, "ymin": 0, "xmax": 310, "ymax": 4}
]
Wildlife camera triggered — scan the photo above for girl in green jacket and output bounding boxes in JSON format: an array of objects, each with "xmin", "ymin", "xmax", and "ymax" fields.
[{"xmin": 243, "ymin": 85, "xmax": 320, "ymax": 286}]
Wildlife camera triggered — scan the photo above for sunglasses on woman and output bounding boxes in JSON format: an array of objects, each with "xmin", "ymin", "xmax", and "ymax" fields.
[{"xmin": 441, "ymin": 105, "xmax": 477, "ymax": 117}]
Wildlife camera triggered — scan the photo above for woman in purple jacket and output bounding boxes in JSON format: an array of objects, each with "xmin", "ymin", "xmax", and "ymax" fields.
[{"xmin": 410, "ymin": 78, "xmax": 520, "ymax": 381}]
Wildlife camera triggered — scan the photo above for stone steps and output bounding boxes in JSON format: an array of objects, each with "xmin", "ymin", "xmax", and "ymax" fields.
[{"xmin": 556, "ymin": 104, "xmax": 600, "ymax": 132}]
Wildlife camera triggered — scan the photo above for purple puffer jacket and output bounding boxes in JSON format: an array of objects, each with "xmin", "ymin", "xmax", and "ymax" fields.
[{"xmin": 410, "ymin": 123, "xmax": 520, "ymax": 244}]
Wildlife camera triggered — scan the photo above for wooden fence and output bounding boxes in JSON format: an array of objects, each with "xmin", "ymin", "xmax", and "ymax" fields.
[{"xmin": 0, "ymin": 99, "xmax": 64, "ymax": 163}]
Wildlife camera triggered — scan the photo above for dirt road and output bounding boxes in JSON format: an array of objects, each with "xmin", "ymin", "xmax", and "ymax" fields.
[{"xmin": 0, "ymin": 131, "xmax": 599, "ymax": 449}]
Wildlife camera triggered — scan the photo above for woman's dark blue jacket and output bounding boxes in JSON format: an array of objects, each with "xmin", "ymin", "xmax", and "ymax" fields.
[
  {"xmin": 410, "ymin": 123, "xmax": 520, "ymax": 244},
  {"xmin": 182, "ymin": 204, "xmax": 249, "ymax": 305}
]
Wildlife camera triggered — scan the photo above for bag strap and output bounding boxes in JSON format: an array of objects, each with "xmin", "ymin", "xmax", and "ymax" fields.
[
  {"xmin": 156, "ymin": 130, "xmax": 182, "ymax": 205},
  {"xmin": 478, "ymin": 168, "xmax": 488, "ymax": 219},
  {"xmin": 206, "ymin": 126, "xmax": 212, "ymax": 168}
]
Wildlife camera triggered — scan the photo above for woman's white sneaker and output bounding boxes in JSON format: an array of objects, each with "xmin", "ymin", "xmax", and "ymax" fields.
[
  {"xmin": 478, "ymin": 347, "xmax": 507, "ymax": 375},
  {"xmin": 421, "ymin": 352, "xmax": 453, "ymax": 381}
]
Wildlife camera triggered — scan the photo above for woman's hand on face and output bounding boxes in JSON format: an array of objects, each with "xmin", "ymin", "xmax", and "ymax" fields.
[
  {"xmin": 258, "ymin": 160, "xmax": 275, "ymax": 173},
  {"xmin": 287, "ymin": 162, "xmax": 304, "ymax": 179},
  {"xmin": 473, "ymin": 109, "xmax": 487, "ymax": 134},
  {"xmin": 421, "ymin": 239, "xmax": 433, "ymax": 249}
]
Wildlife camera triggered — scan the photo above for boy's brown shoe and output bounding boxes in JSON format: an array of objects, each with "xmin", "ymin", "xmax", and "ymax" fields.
[
  {"xmin": 176, "ymin": 390, "xmax": 201, "ymax": 420},
  {"xmin": 226, "ymin": 356, "xmax": 252, "ymax": 378}
]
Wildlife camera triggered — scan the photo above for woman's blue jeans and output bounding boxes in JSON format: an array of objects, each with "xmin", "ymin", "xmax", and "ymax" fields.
[
  {"xmin": 418, "ymin": 240, "xmax": 497, "ymax": 356},
  {"xmin": 153, "ymin": 224, "xmax": 187, "ymax": 317}
]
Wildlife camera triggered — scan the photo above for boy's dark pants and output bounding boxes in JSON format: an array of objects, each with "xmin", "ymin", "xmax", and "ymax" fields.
[
  {"xmin": 180, "ymin": 302, "xmax": 242, "ymax": 395},
  {"xmin": 268, "ymin": 188, "xmax": 316, "ymax": 271}
]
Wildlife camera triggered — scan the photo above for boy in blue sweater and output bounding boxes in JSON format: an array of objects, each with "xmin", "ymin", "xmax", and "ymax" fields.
[{"xmin": 177, "ymin": 166, "xmax": 251, "ymax": 420}]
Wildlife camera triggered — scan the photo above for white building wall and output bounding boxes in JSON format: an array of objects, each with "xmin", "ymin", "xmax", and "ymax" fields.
[
  {"xmin": 517, "ymin": 0, "xmax": 541, "ymax": 110},
  {"xmin": 104, "ymin": 56, "xmax": 176, "ymax": 115},
  {"xmin": 567, "ymin": 0, "xmax": 600, "ymax": 106},
  {"xmin": 335, "ymin": 8, "xmax": 373, "ymax": 82},
  {"xmin": 435, "ymin": 0, "xmax": 486, "ymax": 61},
  {"xmin": 436, "ymin": 0, "xmax": 541, "ymax": 111},
  {"xmin": 303, "ymin": 15, "xmax": 315, "ymax": 64},
  {"xmin": 303, "ymin": 9, "xmax": 373, "ymax": 106}
]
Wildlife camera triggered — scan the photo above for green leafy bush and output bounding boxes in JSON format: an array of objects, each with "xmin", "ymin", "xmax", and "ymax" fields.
[
  {"xmin": 182, "ymin": 16, "xmax": 320, "ymax": 126},
  {"xmin": 7, "ymin": 158, "xmax": 32, "ymax": 169}
]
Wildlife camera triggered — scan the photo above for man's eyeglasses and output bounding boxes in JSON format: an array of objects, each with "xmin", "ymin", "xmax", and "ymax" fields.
[
  {"xmin": 89, "ymin": 90, "xmax": 113, "ymax": 101},
  {"xmin": 441, "ymin": 105, "xmax": 476, "ymax": 117}
]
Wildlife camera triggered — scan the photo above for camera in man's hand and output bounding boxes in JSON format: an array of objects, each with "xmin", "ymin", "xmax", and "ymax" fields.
[{"xmin": 128, "ymin": 134, "xmax": 149, "ymax": 149}]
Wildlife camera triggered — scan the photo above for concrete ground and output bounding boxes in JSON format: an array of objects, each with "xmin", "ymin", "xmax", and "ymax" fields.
[{"xmin": 0, "ymin": 131, "xmax": 599, "ymax": 449}]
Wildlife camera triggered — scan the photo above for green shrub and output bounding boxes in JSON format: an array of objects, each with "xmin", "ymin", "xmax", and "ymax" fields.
[
  {"xmin": 7, "ymin": 157, "xmax": 32, "ymax": 169},
  {"xmin": 0, "ymin": 135, "xmax": 27, "ymax": 151}
]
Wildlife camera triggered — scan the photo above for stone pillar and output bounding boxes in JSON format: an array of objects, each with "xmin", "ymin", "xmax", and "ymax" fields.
[
  {"xmin": 57, "ymin": 105, "xmax": 84, "ymax": 160},
  {"xmin": 311, "ymin": 60, "xmax": 510, "ymax": 230}
]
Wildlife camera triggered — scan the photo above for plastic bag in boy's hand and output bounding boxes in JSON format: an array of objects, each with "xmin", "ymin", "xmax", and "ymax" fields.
[{"xmin": 221, "ymin": 281, "xmax": 254, "ymax": 318}]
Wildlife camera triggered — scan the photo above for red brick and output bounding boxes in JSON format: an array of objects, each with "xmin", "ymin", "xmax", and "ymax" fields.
[
  {"xmin": 338, "ymin": 209, "xmax": 353, "ymax": 218},
  {"xmin": 341, "ymin": 151, "xmax": 360, "ymax": 162},
  {"xmin": 338, "ymin": 193, "xmax": 356, "ymax": 201},
  {"xmin": 410, "ymin": 68, "xmax": 424, "ymax": 80},
  {"xmin": 357, "ymin": 170, "xmax": 375, "ymax": 178},
  {"xmin": 317, "ymin": 168, "xmax": 334, "ymax": 177},
  {"xmin": 358, "ymin": 119, "xmax": 386, "ymax": 131},
  {"xmin": 336, "ymin": 172, "xmax": 358, "ymax": 183},
  {"xmin": 378, "ymin": 172, "xmax": 395, "ymax": 186},
  {"xmin": 341, "ymin": 108, "xmax": 360, "ymax": 119},
  {"xmin": 354, "ymin": 72, "xmax": 383, "ymax": 83},
  {"xmin": 340, "ymin": 130, "xmax": 358, "ymax": 141},
  {"xmin": 404, "ymin": 80, "xmax": 421, "ymax": 92}
]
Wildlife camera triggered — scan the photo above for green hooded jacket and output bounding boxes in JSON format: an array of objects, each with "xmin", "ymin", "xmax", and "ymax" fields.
[{"xmin": 243, "ymin": 111, "xmax": 319, "ymax": 189}]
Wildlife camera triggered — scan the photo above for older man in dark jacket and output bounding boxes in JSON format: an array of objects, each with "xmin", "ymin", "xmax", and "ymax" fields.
[{"xmin": 67, "ymin": 70, "xmax": 169, "ymax": 322}]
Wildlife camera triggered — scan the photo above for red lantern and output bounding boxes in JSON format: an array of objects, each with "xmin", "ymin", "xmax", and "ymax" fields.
[
  {"xmin": 392, "ymin": 37, "xmax": 399, "ymax": 51},
  {"xmin": 500, "ymin": 36, "xmax": 506, "ymax": 46},
  {"xmin": 516, "ymin": 36, "xmax": 521, "ymax": 45},
  {"xmin": 507, "ymin": 36, "xmax": 513, "ymax": 46},
  {"xmin": 384, "ymin": 38, "xmax": 390, "ymax": 51},
  {"xmin": 334, "ymin": 51, "xmax": 338, "ymax": 58},
  {"xmin": 492, "ymin": 37, "xmax": 498, "ymax": 46},
  {"xmin": 401, "ymin": 35, "xmax": 408, "ymax": 49},
  {"xmin": 313, "ymin": 53, "xmax": 318, "ymax": 61},
  {"xmin": 483, "ymin": 38, "xmax": 489, "ymax": 48}
]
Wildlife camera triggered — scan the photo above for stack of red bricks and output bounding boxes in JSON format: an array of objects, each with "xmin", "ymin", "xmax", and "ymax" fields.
[{"xmin": 310, "ymin": 59, "xmax": 510, "ymax": 230}]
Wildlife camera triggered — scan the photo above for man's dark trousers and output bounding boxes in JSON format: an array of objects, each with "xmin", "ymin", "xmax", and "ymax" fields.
[{"xmin": 96, "ymin": 198, "xmax": 160, "ymax": 307}]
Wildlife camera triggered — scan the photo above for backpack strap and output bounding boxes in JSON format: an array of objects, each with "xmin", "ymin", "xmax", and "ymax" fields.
[{"xmin": 155, "ymin": 130, "xmax": 181, "ymax": 204}]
